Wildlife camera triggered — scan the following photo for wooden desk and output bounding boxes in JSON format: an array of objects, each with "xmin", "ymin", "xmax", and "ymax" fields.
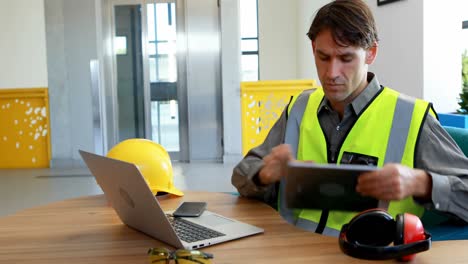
[{"xmin": 0, "ymin": 192, "xmax": 466, "ymax": 263}]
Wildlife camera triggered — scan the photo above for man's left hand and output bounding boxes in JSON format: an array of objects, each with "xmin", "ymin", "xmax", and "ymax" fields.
[{"xmin": 356, "ymin": 163, "xmax": 432, "ymax": 201}]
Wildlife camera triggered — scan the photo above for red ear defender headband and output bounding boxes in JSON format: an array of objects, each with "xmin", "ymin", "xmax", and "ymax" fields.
[{"xmin": 339, "ymin": 209, "xmax": 431, "ymax": 261}]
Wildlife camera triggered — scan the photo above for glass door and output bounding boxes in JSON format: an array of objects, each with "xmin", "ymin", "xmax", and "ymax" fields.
[
  {"xmin": 111, "ymin": 0, "xmax": 184, "ymax": 160},
  {"xmin": 114, "ymin": 4, "xmax": 146, "ymax": 141},
  {"xmin": 146, "ymin": 2, "xmax": 180, "ymax": 155},
  {"xmin": 109, "ymin": 0, "xmax": 220, "ymax": 161}
]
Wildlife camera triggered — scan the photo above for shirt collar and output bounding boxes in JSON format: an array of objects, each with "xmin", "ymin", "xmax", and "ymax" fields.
[{"xmin": 318, "ymin": 72, "xmax": 382, "ymax": 116}]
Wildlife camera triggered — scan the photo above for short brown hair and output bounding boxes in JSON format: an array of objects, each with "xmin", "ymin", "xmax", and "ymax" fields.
[{"xmin": 307, "ymin": 0, "xmax": 379, "ymax": 49}]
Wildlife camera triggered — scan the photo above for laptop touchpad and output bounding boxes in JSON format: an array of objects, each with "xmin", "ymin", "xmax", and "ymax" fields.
[{"xmin": 195, "ymin": 214, "xmax": 234, "ymax": 227}]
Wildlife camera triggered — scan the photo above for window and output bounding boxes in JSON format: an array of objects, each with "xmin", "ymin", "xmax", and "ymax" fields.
[
  {"xmin": 114, "ymin": 36, "xmax": 127, "ymax": 55},
  {"xmin": 240, "ymin": 0, "xmax": 259, "ymax": 81},
  {"xmin": 147, "ymin": 3, "xmax": 177, "ymax": 83}
]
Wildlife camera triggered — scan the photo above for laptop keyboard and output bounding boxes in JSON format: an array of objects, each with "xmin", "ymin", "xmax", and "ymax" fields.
[{"xmin": 167, "ymin": 215, "xmax": 225, "ymax": 243}]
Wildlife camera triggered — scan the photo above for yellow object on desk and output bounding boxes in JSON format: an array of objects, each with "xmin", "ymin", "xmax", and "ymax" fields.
[{"xmin": 0, "ymin": 88, "xmax": 51, "ymax": 168}]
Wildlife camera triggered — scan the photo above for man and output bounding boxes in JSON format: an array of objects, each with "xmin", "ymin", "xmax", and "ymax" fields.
[{"xmin": 232, "ymin": 0, "xmax": 468, "ymax": 236}]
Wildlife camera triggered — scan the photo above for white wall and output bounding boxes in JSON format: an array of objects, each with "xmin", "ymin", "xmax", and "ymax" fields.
[
  {"xmin": 423, "ymin": 0, "xmax": 463, "ymax": 113},
  {"xmin": 257, "ymin": 0, "xmax": 298, "ymax": 80},
  {"xmin": 370, "ymin": 0, "xmax": 462, "ymax": 113},
  {"xmin": 296, "ymin": 0, "xmax": 329, "ymax": 81},
  {"xmin": 369, "ymin": 0, "xmax": 424, "ymax": 100},
  {"xmin": 0, "ymin": 0, "xmax": 48, "ymax": 88}
]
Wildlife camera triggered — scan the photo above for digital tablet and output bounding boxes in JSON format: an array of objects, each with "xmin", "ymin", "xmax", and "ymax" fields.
[{"xmin": 285, "ymin": 161, "xmax": 379, "ymax": 211}]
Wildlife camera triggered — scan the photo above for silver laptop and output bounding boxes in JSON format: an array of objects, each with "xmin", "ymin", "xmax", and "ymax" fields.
[{"xmin": 79, "ymin": 150, "xmax": 263, "ymax": 250}]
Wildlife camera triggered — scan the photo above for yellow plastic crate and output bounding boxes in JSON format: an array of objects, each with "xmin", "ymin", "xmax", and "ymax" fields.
[
  {"xmin": 240, "ymin": 80, "xmax": 318, "ymax": 155},
  {"xmin": 0, "ymin": 88, "xmax": 51, "ymax": 168}
]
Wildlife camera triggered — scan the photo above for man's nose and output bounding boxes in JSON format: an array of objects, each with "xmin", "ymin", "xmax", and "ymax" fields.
[{"xmin": 326, "ymin": 60, "xmax": 341, "ymax": 79}]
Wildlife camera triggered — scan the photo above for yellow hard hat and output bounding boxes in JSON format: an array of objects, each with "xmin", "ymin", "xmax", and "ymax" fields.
[{"xmin": 107, "ymin": 138, "xmax": 184, "ymax": 196}]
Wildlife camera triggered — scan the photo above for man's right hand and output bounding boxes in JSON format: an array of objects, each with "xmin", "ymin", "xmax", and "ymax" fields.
[{"xmin": 258, "ymin": 144, "xmax": 294, "ymax": 185}]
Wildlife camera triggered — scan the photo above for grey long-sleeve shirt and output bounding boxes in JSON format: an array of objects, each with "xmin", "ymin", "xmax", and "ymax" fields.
[{"xmin": 232, "ymin": 73, "xmax": 468, "ymax": 222}]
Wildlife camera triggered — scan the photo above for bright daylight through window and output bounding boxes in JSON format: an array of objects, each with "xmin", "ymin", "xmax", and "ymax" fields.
[{"xmin": 240, "ymin": 0, "xmax": 259, "ymax": 81}]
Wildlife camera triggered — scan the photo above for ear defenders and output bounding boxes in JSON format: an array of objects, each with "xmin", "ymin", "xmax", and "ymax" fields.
[{"xmin": 339, "ymin": 209, "xmax": 431, "ymax": 261}]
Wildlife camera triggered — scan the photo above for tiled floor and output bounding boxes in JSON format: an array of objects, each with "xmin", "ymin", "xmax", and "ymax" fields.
[{"xmin": 0, "ymin": 161, "xmax": 237, "ymax": 217}]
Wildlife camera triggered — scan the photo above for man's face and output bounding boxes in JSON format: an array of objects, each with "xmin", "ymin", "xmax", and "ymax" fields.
[{"xmin": 312, "ymin": 29, "xmax": 377, "ymax": 109}]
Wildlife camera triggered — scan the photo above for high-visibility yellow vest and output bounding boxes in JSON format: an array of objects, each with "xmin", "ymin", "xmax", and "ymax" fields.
[{"xmin": 279, "ymin": 87, "xmax": 432, "ymax": 235}]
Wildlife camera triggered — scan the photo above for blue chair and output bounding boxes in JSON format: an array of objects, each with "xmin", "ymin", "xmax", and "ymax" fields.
[{"xmin": 423, "ymin": 126, "xmax": 468, "ymax": 241}]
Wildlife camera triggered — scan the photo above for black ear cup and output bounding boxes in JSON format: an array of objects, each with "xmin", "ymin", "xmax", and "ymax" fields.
[
  {"xmin": 339, "ymin": 209, "xmax": 431, "ymax": 260},
  {"xmin": 346, "ymin": 210, "xmax": 395, "ymax": 246}
]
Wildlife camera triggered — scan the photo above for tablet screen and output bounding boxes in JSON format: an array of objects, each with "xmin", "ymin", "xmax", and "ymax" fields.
[{"xmin": 285, "ymin": 161, "xmax": 379, "ymax": 211}]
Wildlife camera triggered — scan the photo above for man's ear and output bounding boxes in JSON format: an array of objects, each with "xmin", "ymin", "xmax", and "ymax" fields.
[
  {"xmin": 365, "ymin": 43, "xmax": 378, "ymax": 64},
  {"xmin": 312, "ymin": 41, "xmax": 316, "ymax": 53}
]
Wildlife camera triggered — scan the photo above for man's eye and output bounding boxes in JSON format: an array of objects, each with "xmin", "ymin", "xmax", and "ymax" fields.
[{"xmin": 341, "ymin": 56, "xmax": 353, "ymax": 62}]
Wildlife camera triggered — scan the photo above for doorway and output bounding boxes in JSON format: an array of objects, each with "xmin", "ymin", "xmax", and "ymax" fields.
[
  {"xmin": 106, "ymin": 0, "xmax": 223, "ymax": 162},
  {"xmin": 147, "ymin": 2, "xmax": 179, "ymax": 153}
]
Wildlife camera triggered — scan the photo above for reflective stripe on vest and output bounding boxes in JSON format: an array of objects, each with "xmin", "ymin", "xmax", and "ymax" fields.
[
  {"xmin": 278, "ymin": 89, "xmax": 316, "ymax": 224},
  {"xmin": 278, "ymin": 87, "xmax": 430, "ymax": 235}
]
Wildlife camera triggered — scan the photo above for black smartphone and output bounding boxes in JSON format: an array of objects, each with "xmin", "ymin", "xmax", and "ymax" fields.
[{"xmin": 172, "ymin": 202, "xmax": 207, "ymax": 217}]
